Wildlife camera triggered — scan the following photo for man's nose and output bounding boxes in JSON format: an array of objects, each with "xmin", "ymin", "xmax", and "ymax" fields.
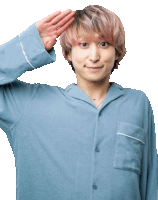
[{"xmin": 89, "ymin": 45, "xmax": 100, "ymax": 63}]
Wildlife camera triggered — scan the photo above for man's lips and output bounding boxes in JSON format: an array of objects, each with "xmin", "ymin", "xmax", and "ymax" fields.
[{"xmin": 85, "ymin": 66, "xmax": 103, "ymax": 68}]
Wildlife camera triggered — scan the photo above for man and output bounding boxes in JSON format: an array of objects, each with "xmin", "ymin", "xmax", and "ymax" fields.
[{"xmin": 0, "ymin": 5, "xmax": 157, "ymax": 200}]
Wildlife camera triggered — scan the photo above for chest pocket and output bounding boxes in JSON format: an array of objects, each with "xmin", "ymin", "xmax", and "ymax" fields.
[{"xmin": 113, "ymin": 122, "xmax": 146, "ymax": 175}]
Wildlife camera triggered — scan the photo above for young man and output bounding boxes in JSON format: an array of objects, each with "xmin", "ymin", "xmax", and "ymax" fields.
[{"xmin": 0, "ymin": 5, "xmax": 157, "ymax": 200}]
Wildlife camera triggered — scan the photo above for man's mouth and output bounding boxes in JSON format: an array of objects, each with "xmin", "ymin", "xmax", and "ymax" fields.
[
  {"xmin": 85, "ymin": 65, "xmax": 103, "ymax": 71},
  {"xmin": 85, "ymin": 65, "xmax": 103, "ymax": 69}
]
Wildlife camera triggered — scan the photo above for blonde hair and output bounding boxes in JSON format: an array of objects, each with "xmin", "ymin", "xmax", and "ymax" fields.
[{"xmin": 59, "ymin": 5, "xmax": 126, "ymax": 74}]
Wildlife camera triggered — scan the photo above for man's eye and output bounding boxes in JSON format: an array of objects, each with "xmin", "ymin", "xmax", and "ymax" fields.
[
  {"xmin": 79, "ymin": 43, "xmax": 88, "ymax": 47},
  {"xmin": 101, "ymin": 42, "xmax": 108, "ymax": 46},
  {"xmin": 79, "ymin": 42, "xmax": 108, "ymax": 47}
]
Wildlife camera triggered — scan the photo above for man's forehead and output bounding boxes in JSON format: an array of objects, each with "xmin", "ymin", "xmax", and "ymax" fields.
[{"xmin": 77, "ymin": 32, "xmax": 105, "ymax": 41}]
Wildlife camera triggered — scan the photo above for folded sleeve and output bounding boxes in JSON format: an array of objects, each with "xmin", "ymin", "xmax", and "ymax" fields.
[
  {"xmin": 0, "ymin": 23, "xmax": 56, "ymax": 85},
  {"xmin": 146, "ymin": 99, "xmax": 157, "ymax": 199},
  {"xmin": 0, "ymin": 23, "xmax": 56, "ymax": 133}
]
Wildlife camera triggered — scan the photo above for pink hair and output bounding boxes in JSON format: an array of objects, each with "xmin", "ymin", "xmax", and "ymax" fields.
[{"xmin": 59, "ymin": 5, "xmax": 126, "ymax": 74}]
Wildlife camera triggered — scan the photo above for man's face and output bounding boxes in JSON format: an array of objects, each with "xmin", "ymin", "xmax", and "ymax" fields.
[{"xmin": 68, "ymin": 33, "xmax": 118, "ymax": 83}]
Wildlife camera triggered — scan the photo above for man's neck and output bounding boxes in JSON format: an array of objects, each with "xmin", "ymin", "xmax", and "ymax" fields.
[{"xmin": 76, "ymin": 76, "xmax": 111, "ymax": 102}]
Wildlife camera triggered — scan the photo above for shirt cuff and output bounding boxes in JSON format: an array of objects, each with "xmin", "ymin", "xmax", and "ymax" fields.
[{"xmin": 18, "ymin": 23, "xmax": 56, "ymax": 70}]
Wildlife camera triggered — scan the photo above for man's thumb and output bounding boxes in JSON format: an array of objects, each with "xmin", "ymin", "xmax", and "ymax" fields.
[{"xmin": 45, "ymin": 37, "xmax": 57, "ymax": 51}]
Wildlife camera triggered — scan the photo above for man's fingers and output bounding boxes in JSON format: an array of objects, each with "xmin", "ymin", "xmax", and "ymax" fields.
[
  {"xmin": 49, "ymin": 9, "xmax": 74, "ymax": 26},
  {"xmin": 45, "ymin": 9, "xmax": 71, "ymax": 23},
  {"xmin": 54, "ymin": 11, "xmax": 76, "ymax": 29},
  {"xmin": 56, "ymin": 17, "xmax": 75, "ymax": 37},
  {"xmin": 44, "ymin": 10, "xmax": 62, "ymax": 23}
]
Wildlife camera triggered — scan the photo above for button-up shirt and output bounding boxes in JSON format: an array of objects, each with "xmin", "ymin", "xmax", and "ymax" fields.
[{"xmin": 0, "ymin": 23, "xmax": 157, "ymax": 200}]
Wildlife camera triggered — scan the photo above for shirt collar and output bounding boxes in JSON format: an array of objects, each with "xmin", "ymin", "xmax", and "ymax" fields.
[{"xmin": 65, "ymin": 82, "xmax": 124, "ymax": 110}]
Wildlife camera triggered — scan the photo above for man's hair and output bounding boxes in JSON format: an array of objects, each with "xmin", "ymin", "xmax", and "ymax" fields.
[{"xmin": 59, "ymin": 5, "xmax": 126, "ymax": 74}]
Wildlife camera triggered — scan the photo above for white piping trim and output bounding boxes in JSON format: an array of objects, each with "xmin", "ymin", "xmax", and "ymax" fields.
[
  {"xmin": 18, "ymin": 34, "xmax": 35, "ymax": 69},
  {"xmin": 117, "ymin": 132, "xmax": 145, "ymax": 144}
]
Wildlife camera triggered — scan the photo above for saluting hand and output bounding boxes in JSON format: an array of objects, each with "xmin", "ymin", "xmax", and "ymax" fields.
[{"xmin": 36, "ymin": 9, "xmax": 75, "ymax": 51}]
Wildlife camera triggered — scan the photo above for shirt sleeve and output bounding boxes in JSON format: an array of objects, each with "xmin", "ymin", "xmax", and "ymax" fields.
[
  {"xmin": 0, "ymin": 23, "xmax": 56, "ymax": 133},
  {"xmin": 146, "ymin": 99, "xmax": 157, "ymax": 199}
]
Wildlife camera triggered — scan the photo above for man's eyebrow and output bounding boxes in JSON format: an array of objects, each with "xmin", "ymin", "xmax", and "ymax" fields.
[{"xmin": 79, "ymin": 35, "xmax": 104, "ymax": 39}]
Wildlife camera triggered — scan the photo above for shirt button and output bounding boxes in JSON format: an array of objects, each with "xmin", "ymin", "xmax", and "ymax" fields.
[
  {"xmin": 95, "ymin": 147, "xmax": 100, "ymax": 152},
  {"xmin": 93, "ymin": 184, "xmax": 98, "ymax": 190},
  {"xmin": 98, "ymin": 112, "xmax": 102, "ymax": 116}
]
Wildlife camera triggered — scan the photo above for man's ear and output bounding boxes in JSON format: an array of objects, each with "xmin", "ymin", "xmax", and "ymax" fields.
[
  {"xmin": 67, "ymin": 53, "xmax": 72, "ymax": 61},
  {"xmin": 115, "ymin": 51, "xmax": 119, "ymax": 61},
  {"xmin": 115, "ymin": 54, "xmax": 118, "ymax": 60},
  {"xmin": 115, "ymin": 56, "xmax": 118, "ymax": 61}
]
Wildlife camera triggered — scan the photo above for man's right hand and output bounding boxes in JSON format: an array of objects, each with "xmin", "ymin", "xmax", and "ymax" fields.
[{"xmin": 36, "ymin": 9, "xmax": 76, "ymax": 51}]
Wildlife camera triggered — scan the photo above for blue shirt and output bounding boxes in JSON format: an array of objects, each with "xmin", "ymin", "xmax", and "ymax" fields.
[{"xmin": 0, "ymin": 23, "xmax": 157, "ymax": 200}]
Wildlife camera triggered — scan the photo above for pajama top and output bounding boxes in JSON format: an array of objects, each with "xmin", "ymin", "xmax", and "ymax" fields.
[{"xmin": 0, "ymin": 23, "xmax": 157, "ymax": 200}]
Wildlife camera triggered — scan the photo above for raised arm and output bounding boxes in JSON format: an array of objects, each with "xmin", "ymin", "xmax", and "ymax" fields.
[
  {"xmin": 0, "ymin": 9, "xmax": 75, "ymax": 85},
  {"xmin": 0, "ymin": 9, "xmax": 75, "ymax": 133}
]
